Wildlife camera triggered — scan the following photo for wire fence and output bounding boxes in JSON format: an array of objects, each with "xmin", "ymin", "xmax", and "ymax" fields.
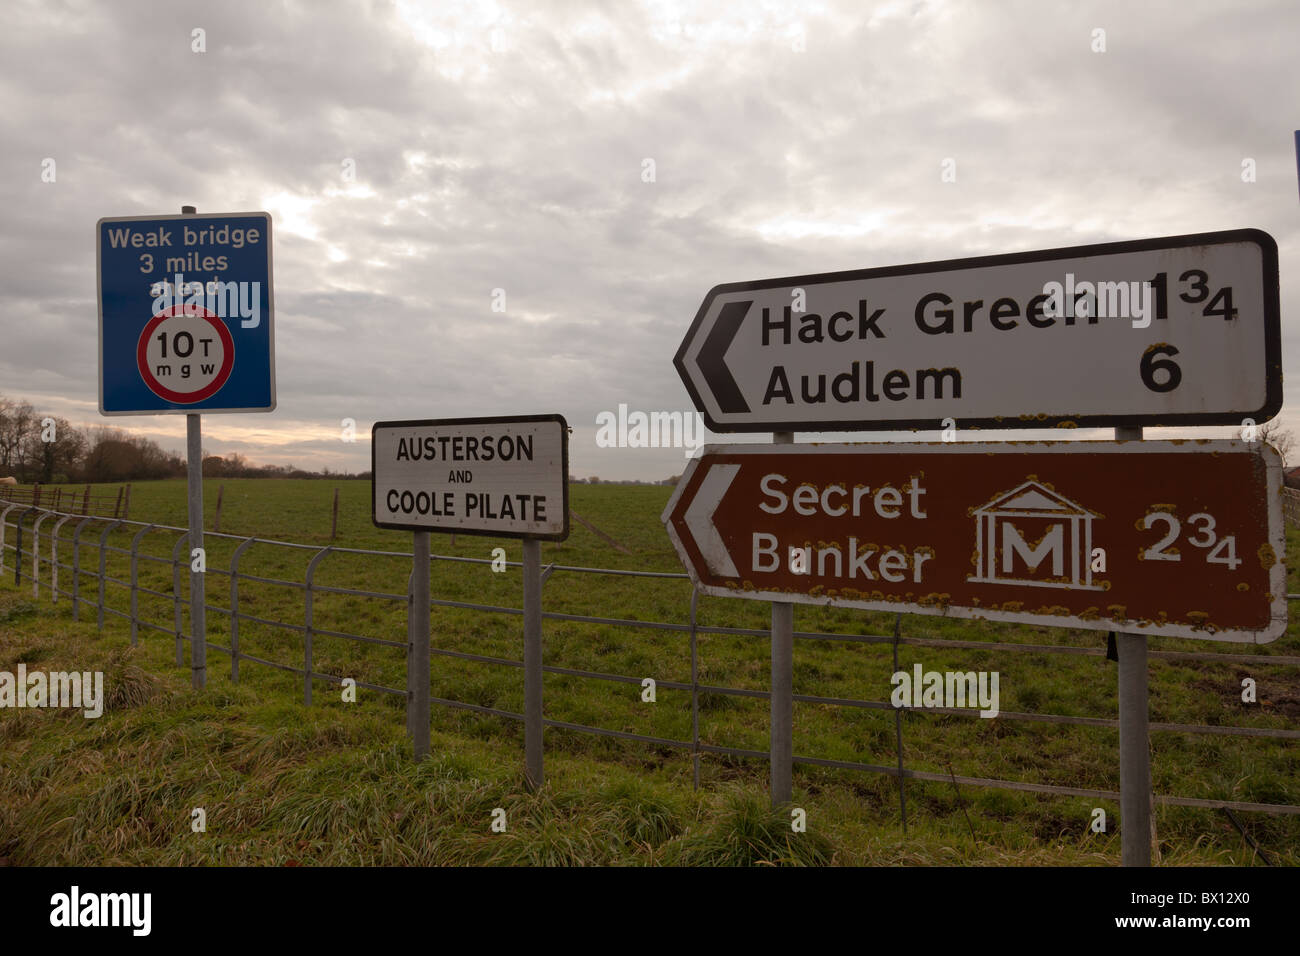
[
  {"xmin": 1, "ymin": 500, "xmax": 1298, "ymax": 823},
  {"xmin": 0, "ymin": 482, "xmax": 130, "ymax": 519}
]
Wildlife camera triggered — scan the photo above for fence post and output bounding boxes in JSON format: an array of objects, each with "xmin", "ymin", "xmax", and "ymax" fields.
[
  {"xmin": 83, "ymin": 484, "xmax": 91, "ymax": 515},
  {"xmin": 16, "ymin": 509, "xmax": 38, "ymax": 590},
  {"xmin": 129, "ymin": 524, "xmax": 157, "ymax": 646},
  {"xmin": 0, "ymin": 502, "xmax": 18, "ymax": 576},
  {"xmin": 330, "ymin": 487, "xmax": 339, "ymax": 539},
  {"xmin": 171, "ymin": 532, "xmax": 190, "ymax": 666},
  {"xmin": 123, "ymin": 484, "xmax": 131, "ymax": 520},
  {"xmin": 14, "ymin": 507, "xmax": 37, "ymax": 587},
  {"xmin": 114, "ymin": 486, "xmax": 124, "ymax": 519},
  {"xmin": 304, "ymin": 546, "xmax": 334, "ymax": 706},
  {"xmin": 54, "ymin": 487, "xmax": 62, "ymax": 512},
  {"xmin": 410, "ymin": 533, "xmax": 431, "ymax": 760},
  {"xmin": 50, "ymin": 515, "xmax": 73, "ymax": 603},
  {"xmin": 229, "ymin": 537, "xmax": 257, "ymax": 683},
  {"xmin": 32, "ymin": 512, "xmax": 50, "ymax": 598},
  {"xmin": 97, "ymin": 520, "xmax": 123, "ymax": 631},
  {"xmin": 690, "ymin": 584, "xmax": 700, "ymax": 791},
  {"xmin": 71, "ymin": 516, "xmax": 94, "ymax": 620},
  {"xmin": 32, "ymin": 484, "xmax": 41, "ymax": 509},
  {"xmin": 891, "ymin": 613, "xmax": 907, "ymax": 833},
  {"xmin": 406, "ymin": 568, "xmax": 415, "ymax": 741},
  {"xmin": 214, "ymin": 484, "xmax": 224, "ymax": 533}
]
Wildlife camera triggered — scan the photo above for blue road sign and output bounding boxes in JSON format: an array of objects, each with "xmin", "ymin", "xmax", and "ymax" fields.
[{"xmin": 97, "ymin": 211, "xmax": 275, "ymax": 414}]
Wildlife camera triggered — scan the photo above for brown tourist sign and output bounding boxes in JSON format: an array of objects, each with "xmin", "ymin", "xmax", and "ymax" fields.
[{"xmin": 662, "ymin": 440, "xmax": 1286, "ymax": 643}]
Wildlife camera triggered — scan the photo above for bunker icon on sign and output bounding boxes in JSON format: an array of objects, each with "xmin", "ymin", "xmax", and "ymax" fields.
[{"xmin": 969, "ymin": 481, "xmax": 1103, "ymax": 590}]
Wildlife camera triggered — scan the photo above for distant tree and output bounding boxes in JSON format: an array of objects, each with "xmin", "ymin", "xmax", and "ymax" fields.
[
  {"xmin": 82, "ymin": 439, "xmax": 137, "ymax": 482},
  {"xmin": 82, "ymin": 426, "xmax": 180, "ymax": 481},
  {"xmin": 1259, "ymin": 420, "xmax": 1295, "ymax": 469},
  {"xmin": 0, "ymin": 397, "xmax": 35, "ymax": 477},
  {"xmin": 29, "ymin": 416, "xmax": 86, "ymax": 483}
]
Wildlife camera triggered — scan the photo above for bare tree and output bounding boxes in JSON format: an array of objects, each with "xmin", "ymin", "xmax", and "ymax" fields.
[
  {"xmin": 0, "ymin": 397, "xmax": 34, "ymax": 476},
  {"xmin": 1258, "ymin": 419, "xmax": 1295, "ymax": 470}
]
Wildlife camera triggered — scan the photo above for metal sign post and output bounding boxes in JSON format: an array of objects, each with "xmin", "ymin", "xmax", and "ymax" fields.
[
  {"xmin": 185, "ymin": 342, "xmax": 205, "ymax": 687},
  {"xmin": 180, "ymin": 204, "xmax": 204, "ymax": 690},
  {"xmin": 523, "ymin": 537, "xmax": 544, "ymax": 789},
  {"xmin": 1115, "ymin": 425, "xmax": 1152, "ymax": 866},
  {"xmin": 411, "ymin": 530, "xmax": 431, "ymax": 761},
  {"xmin": 770, "ymin": 431, "xmax": 794, "ymax": 807}
]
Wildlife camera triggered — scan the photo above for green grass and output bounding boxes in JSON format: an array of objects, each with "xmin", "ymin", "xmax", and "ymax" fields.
[{"xmin": 0, "ymin": 477, "xmax": 1296, "ymax": 865}]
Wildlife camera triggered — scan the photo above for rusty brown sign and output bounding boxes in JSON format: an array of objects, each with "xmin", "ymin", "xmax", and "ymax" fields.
[{"xmin": 662, "ymin": 440, "xmax": 1286, "ymax": 643}]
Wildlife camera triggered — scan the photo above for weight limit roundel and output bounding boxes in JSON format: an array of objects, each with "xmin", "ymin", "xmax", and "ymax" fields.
[{"xmin": 136, "ymin": 305, "xmax": 235, "ymax": 403}]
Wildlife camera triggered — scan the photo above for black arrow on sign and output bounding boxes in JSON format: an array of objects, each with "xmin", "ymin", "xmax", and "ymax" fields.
[{"xmin": 698, "ymin": 299, "xmax": 750, "ymax": 414}]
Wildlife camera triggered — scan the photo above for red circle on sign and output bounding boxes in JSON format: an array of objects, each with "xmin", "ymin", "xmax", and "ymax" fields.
[{"xmin": 136, "ymin": 304, "xmax": 236, "ymax": 403}]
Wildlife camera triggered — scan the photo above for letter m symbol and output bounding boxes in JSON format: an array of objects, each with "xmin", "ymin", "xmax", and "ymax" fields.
[{"xmin": 1002, "ymin": 523, "xmax": 1064, "ymax": 576}]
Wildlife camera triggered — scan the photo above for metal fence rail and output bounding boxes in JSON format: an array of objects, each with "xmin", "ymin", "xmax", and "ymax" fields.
[{"xmin": 1, "ymin": 501, "xmax": 1298, "ymax": 822}]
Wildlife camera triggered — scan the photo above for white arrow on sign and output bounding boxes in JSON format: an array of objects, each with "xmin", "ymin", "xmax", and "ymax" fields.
[
  {"xmin": 674, "ymin": 229, "xmax": 1280, "ymax": 433},
  {"xmin": 681, "ymin": 462, "xmax": 739, "ymax": 577}
]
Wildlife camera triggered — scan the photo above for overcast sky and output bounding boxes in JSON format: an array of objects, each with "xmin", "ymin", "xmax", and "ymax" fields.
[{"xmin": 2, "ymin": 0, "xmax": 1298, "ymax": 480}]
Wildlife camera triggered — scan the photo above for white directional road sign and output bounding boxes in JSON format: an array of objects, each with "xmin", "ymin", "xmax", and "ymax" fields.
[
  {"xmin": 675, "ymin": 229, "xmax": 1280, "ymax": 432},
  {"xmin": 372, "ymin": 415, "xmax": 569, "ymax": 540}
]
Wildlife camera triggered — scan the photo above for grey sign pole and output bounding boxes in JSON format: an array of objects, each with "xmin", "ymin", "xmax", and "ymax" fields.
[
  {"xmin": 1115, "ymin": 424, "xmax": 1153, "ymax": 866},
  {"xmin": 770, "ymin": 430, "xmax": 794, "ymax": 806},
  {"xmin": 411, "ymin": 530, "xmax": 431, "ymax": 760},
  {"xmin": 181, "ymin": 205, "xmax": 207, "ymax": 691},
  {"xmin": 523, "ymin": 537, "xmax": 544, "ymax": 789}
]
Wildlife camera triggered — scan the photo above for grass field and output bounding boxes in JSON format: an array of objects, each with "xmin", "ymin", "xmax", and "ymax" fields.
[{"xmin": 0, "ymin": 477, "xmax": 1296, "ymax": 865}]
